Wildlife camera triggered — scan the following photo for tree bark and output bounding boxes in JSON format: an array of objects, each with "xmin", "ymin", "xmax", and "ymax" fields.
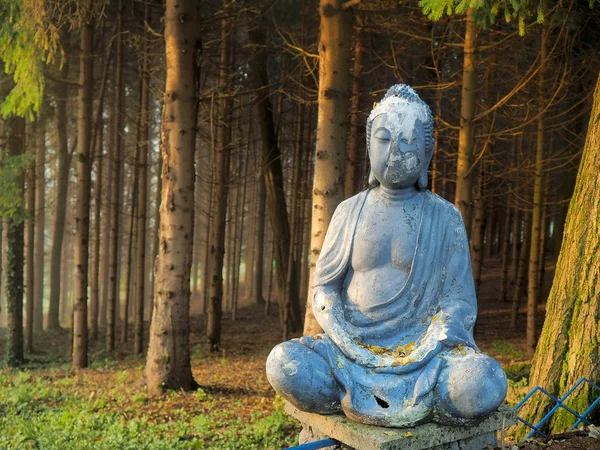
[
  {"xmin": 252, "ymin": 170, "xmax": 266, "ymax": 305},
  {"xmin": 304, "ymin": 0, "xmax": 352, "ymax": 335},
  {"xmin": 470, "ymin": 161, "xmax": 486, "ymax": 295},
  {"xmin": 145, "ymin": 0, "xmax": 200, "ymax": 394},
  {"xmin": 454, "ymin": 8, "xmax": 478, "ymax": 234},
  {"xmin": 518, "ymin": 72, "xmax": 600, "ymax": 436},
  {"xmin": 72, "ymin": 11, "xmax": 94, "ymax": 370},
  {"xmin": 511, "ymin": 211, "xmax": 531, "ymax": 330},
  {"xmin": 499, "ymin": 204, "xmax": 512, "ymax": 302},
  {"xmin": 5, "ymin": 116, "xmax": 25, "ymax": 367}
]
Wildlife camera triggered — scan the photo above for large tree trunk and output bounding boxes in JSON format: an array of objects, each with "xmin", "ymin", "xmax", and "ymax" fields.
[
  {"xmin": 454, "ymin": 7, "xmax": 478, "ymax": 233},
  {"xmin": 145, "ymin": 0, "xmax": 200, "ymax": 394},
  {"xmin": 134, "ymin": 2, "xmax": 150, "ymax": 356},
  {"xmin": 26, "ymin": 125, "xmax": 36, "ymax": 353},
  {"xmin": 206, "ymin": 0, "xmax": 233, "ymax": 351},
  {"xmin": 72, "ymin": 11, "xmax": 94, "ymax": 370},
  {"xmin": 34, "ymin": 123, "xmax": 45, "ymax": 332},
  {"xmin": 303, "ymin": 0, "xmax": 352, "ymax": 335},
  {"xmin": 107, "ymin": 0, "xmax": 124, "ymax": 352},
  {"xmin": 5, "ymin": 116, "xmax": 25, "ymax": 367},
  {"xmin": 47, "ymin": 62, "xmax": 71, "ymax": 331},
  {"xmin": 517, "ymin": 72, "xmax": 600, "ymax": 436}
]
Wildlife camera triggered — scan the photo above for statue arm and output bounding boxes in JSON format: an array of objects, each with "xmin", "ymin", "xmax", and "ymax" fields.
[{"xmin": 437, "ymin": 206, "xmax": 478, "ymax": 349}]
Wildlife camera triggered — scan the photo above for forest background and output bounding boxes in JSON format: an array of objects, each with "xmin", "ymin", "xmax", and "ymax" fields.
[{"xmin": 0, "ymin": 0, "xmax": 600, "ymax": 448}]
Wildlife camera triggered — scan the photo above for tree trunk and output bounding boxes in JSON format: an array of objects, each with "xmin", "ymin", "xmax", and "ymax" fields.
[
  {"xmin": 134, "ymin": 2, "xmax": 150, "ymax": 356},
  {"xmin": 34, "ymin": 123, "xmax": 45, "ymax": 332},
  {"xmin": 344, "ymin": 26, "xmax": 363, "ymax": 199},
  {"xmin": 207, "ymin": 0, "xmax": 233, "ymax": 351},
  {"xmin": 107, "ymin": 0, "xmax": 124, "ymax": 352},
  {"xmin": 5, "ymin": 116, "xmax": 25, "ymax": 367},
  {"xmin": 25, "ymin": 125, "xmax": 35, "ymax": 353},
  {"xmin": 72, "ymin": 11, "xmax": 94, "ymax": 370},
  {"xmin": 499, "ymin": 203, "xmax": 512, "ymax": 302},
  {"xmin": 252, "ymin": 170, "xmax": 266, "ymax": 305},
  {"xmin": 470, "ymin": 161, "xmax": 486, "ymax": 295},
  {"xmin": 454, "ymin": 8, "xmax": 478, "ymax": 234},
  {"xmin": 304, "ymin": 0, "xmax": 352, "ymax": 335},
  {"xmin": 526, "ymin": 9, "xmax": 548, "ymax": 357},
  {"xmin": 47, "ymin": 62, "xmax": 71, "ymax": 331},
  {"xmin": 145, "ymin": 0, "xmax": 200, "ymax": 394},
  {"xmin": 511, "ymin": 211, "xmax": 531, "ymax": 330},
  {"xmin": 517, "ymin": 73, "xmax": 600, "ymax": 437}
]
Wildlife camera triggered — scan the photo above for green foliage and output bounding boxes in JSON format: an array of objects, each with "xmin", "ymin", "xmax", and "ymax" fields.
[
  {"xmin": 0, "ymin": 152, "xmax": 33, "ymax": 224},
  {"xmin": 0, "ymin": 370, "xmax": 298, "ymax": 449},
  {"xmin": 418, "ymin": 0, "xmax": 594, "ymax": 35},
  {"xmin": 491, "ymin": 340, "xmax": 525, "ymax": 360},
  {"xmin": 0, "ymin": 0, "xmax": 61, "ymax": 119}
]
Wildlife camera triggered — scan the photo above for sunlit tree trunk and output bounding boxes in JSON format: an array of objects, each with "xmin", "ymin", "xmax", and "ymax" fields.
[
  {"xmin": 72, "ymin": 10, "xmax": 94, "ymax": 370},
  {"xmin": 145, "ymin": 0, "xmax": 200, "ymax": 394},
  {"xmin": 5, "ymin": 116, "xmax": 25, "ymax": 367},
  {"xmin": 304, "ymin": 0, "xmax": 351, "ymax": 335},
  {"xmin": 518, "ymin": 73, "xmax": 600, "ymax": 437},
  {"xmin": 511, "ymin": 211, "xmax": 531, "ymax": 330},
  {"xmin": 454, "ymin": 7, "xmax": 478, "ymax": 233}
]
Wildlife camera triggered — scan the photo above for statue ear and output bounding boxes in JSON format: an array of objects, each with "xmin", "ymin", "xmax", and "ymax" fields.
[
  {"xmin": 417, "ymin": 170, "xmax": 428, "ymax": 189},
  {"xmin": 368, "ymin": 169, "xmax": 378, "ymax": 186}
]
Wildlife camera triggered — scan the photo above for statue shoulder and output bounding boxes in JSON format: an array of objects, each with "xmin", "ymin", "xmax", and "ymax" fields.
[
  {"xmin": 332, "ymin": 190, "xmax": 369, "ymax": 218},
  {"xmin": 424, "ymin": 191, "xmax": 465, "ymax": 224}
]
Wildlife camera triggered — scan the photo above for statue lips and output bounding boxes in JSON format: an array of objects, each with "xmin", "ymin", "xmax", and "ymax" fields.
[{"xmin": 384, "ymin": 150, "xmax": 421, "ymax": 184}]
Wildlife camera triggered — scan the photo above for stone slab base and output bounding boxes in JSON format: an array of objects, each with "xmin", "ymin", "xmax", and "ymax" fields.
[{"xmin": 285, "ymin": 403, "xmax": 516, "ymax": 450}]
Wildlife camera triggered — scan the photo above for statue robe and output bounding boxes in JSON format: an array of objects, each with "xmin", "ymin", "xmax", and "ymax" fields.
[{"xmin": 301, "ymin": 189, "xmax": 479, "ymax": 426}]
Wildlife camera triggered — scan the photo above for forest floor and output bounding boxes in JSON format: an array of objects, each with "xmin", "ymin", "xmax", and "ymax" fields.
[{"xmin": 0, "ymin": 256, "xmax": 597, "ymax": 449}]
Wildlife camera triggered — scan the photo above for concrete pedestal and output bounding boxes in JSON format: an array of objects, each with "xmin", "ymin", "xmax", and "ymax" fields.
[{"xmin": 285, "ymin": 403, "xmax": 517, "ymax": 450}]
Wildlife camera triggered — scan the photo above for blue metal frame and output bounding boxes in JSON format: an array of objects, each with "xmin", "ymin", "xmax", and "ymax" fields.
[
  {"xmin": 287, "ymin": 438, "xmax": 340, "ymax": 449},
  {"xmin": 515, "ymin": 377, "xmax": 600, "ymax": 439}
]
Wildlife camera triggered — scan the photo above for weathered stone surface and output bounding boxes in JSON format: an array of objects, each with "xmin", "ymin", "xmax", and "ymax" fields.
[{"xmin": 286, "ymin": 402, "xmax": 517, "ymax": 450}]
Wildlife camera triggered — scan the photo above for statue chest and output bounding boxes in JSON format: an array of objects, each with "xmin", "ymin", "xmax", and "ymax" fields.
[{"xmin": 350, "ymin": 201, "xmax": 420, "ymax": 275}]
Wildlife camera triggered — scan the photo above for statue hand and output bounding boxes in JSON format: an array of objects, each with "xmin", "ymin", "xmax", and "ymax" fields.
[{"xmin": 373, "ymin": 341, "xmax": 443, "ymax": 374}]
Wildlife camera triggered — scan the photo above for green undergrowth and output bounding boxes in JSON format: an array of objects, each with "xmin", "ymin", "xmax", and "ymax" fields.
[{"xmin": 0, "ymin": 370, "xmax": 298, "ymax": 449}]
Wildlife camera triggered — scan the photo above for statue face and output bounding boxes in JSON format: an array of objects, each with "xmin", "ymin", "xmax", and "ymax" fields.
[{"xmin": 369, "ymin": 108, "xmax": 427, "ymax": 190}]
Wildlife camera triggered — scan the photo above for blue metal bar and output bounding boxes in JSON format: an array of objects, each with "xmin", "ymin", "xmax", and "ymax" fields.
[{"xmin": 286, "ymin": 438, "xmax": 339, "ymax": 450}]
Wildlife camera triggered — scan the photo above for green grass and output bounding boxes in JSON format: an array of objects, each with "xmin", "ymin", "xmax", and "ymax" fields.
[{"xmin": 0, "ymin": 369, "xmax": 298, "ymax": 450}]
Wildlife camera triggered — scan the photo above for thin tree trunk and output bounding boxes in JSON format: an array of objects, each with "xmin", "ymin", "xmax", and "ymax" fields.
[
  {"xmin": 470, "ymin": 161, "xmax": 486, "ymax": 295},
  {"xmin": 26, "ymin": 125, "xmax": 36, "ymax": 353},
  {"xmin": 252, "ymin": 171, "xmax": 266, "ymax": 305},
  {"xmin": 454, "ymin": 7, "xmax": 478, "ymax": 234},
  {"xmin": 344, "ymin": 26, "xmax": 363, "ymax": 199},
  {"xmin": 5, "ymin": 116, "xmax": 25, "ymax": 367},
  {"xmin": 145, "ymin": 0, "xmax": 200, "ymax": 394},
  {"xmin": 134, "ymin": 2, "xmax": 151, "ymax": 356},
  {"xmin": 526, "ymin": 7, "xmax": 548, "ymax": 357},
  {"xmin": 72, "ymin": 11, "xmax": 94, "ymax": 370},
  {"xmin": 33, "ymin": 123, "xmax": 45, "ymax": 332},
  {"xmin": 304, "ymin": 0, "xmax": 352, "ymax": 335},
  {"xmin": 207, "ymin": 0, "xmax": 233, "ymax": 351},
  {"xmin": 511, "ymin": 211, "xmax": 531, "ymax": 330},
  {"xmin": 499, "ymin": 203, "xmax": 512, "ymax": 302},
  {"xmin": 107, "ymin": 0, "xmax": 124, "ymax": 352},
  {"xmin": 47, "ymin": 61, "xmax": 71, "ymax": 331}
]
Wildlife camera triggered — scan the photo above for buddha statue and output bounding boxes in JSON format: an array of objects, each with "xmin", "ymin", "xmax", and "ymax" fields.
[{"xmin": 266, "ymin": 84, "xmax": 507, "ymax": 428}]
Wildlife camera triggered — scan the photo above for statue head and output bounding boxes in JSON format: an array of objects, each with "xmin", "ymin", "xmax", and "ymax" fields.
[{"xmin": 366, "ymin": 84, "xmax": 434, "ymax": 190}]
